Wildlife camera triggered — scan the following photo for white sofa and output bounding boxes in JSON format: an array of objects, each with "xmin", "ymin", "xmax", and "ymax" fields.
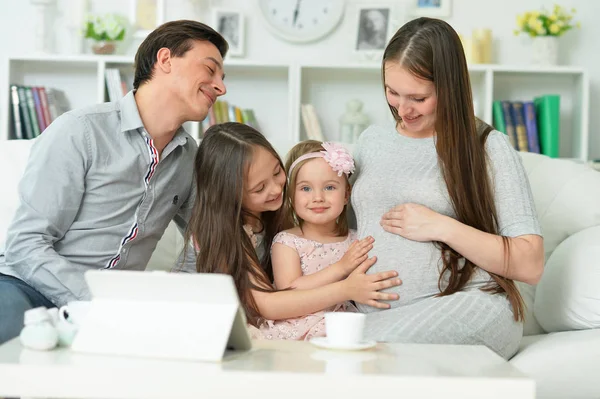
[{"xmin": 1, "ymin": 139, "xmax": 599, "ymax": 399}]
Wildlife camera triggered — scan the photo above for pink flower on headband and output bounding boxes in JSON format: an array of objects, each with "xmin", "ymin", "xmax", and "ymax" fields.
[
  {"xmin": 321, "ymin": 142, "xmax": 355, "ymax": 177},
  {"xmin": 288, "ymin": 141, "xmax": 356, "ymax": 178}
]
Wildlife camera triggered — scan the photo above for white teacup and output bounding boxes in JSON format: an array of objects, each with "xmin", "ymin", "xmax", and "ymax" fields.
[{"xmin": 324, "ymin": 312, "xmax": 366, "ymax": 345}]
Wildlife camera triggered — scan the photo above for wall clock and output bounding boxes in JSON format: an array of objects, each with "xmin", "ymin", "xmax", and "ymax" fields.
[{"xmin": 258, "ymin": 0, "xmax": 345, "ymax": 43}]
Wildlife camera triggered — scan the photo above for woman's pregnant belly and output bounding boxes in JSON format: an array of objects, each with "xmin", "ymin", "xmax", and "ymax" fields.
[{"xmin": 357, "ymin": 220, "xmax": 445, "ymax": 312}]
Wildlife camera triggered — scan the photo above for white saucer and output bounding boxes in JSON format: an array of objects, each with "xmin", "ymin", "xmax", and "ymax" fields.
[{"xmin": 309, "ymin": 337, "xmax": 377, "ymax": 351}]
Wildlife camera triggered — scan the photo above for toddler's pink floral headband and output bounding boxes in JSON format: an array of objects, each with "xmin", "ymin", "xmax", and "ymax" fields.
[{"xmin": 288, "ymin": 142, "xmax": 355, "ymax": 178}]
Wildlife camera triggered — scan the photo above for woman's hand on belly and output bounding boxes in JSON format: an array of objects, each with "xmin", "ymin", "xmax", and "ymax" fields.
[
  {"xmin": 380, "ymin": 203, "xmax": 450, "ymax": 242},
  {"xmin": 342, "ymin": 256, "xmax": 402, "ymax": 309}
]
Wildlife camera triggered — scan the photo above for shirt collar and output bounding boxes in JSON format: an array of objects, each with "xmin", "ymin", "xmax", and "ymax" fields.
[
  {"xmin": 119, "ymin": 90, "xmax": 190, "ymax": 147},
  {"xmin": 171, "ymin": 126, "xmax": 190, "ymax": 147},
  {"xmin": 119, "ymin": 90, "xmax": 144, "ymax": 133}
]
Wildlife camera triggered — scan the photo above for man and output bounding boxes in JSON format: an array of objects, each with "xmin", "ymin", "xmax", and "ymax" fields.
[{"xmin": 0, "ymin": 20, "xmax": 228, "ymax": 344}]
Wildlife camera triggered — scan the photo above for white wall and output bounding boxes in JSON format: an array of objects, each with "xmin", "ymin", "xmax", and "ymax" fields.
[{"xmin": 1, "ymin": 0, "xmax": 599, "ymax": 158}]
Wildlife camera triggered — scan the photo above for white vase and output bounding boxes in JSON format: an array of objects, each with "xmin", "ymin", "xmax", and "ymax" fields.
[
  {"xmin": 30, "ymin": 0, "xmax": 56, "ymax": 53},
  {"xmin": 531, "ymin": 36, "xmax": 558, "ymax": 66}
]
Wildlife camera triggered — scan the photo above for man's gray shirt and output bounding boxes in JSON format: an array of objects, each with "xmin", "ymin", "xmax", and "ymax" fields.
[{"xmin": 0, "ymin": 91, "xmax": 197, "ymax": 306}]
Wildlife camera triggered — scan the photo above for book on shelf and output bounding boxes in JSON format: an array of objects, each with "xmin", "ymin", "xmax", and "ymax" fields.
[
  {"xmin": 301, "ymin": 104, "xmax": 325, "ymax": 141},
  {"xmin": 510, "ymin": 102, "xmax": 530, "ymax": 152},
  {"xmin": 46, "ymin": 88, "xmax": 69, "ymax": 121},
  {"xmin": 523, "ymin": 101, "xmax": 540, "ymax": 154},
  {"xmin": 227, "ymin": 103, "xmax": 237, "ymax": 122},
  {"xmin": 241, "ymin": 109, "xmax": 258, "ymax": 129},
  {"xmin": 104, "ymin": 68, "xmax": 132, "ymax": 102},
  {"xmin": 198, "ymin": 100, "xmax": 260, "ymax": 136},
  {"xmin": 501, "ymin": 101, "xmax": 518, "ymax": 149},
  {"xmin": 234, "ymin": 106, "xmax": 243, "ymax": 123},
  {"xmin": 492, "ymin": 101, "xmax": 506, "ymax": 135},
  {"xmin": 24, "ymin": 87, "xmax": 41, "ymax": 138},
  {"xmin": 38, "ymin": 87, "xmax": 53, "ymax": 129},
  {"xmin": 31, "ymin": 87, "xmax": 47, "ymax": 133},
  {"xmin": 216, "ymin": 100, "xmax": 228, "ymax": 123},
  {"xmin": 10, "ymin": 84, "xmax": 68, "ymax": 140},
  {"xmin": 9, "ymin": 85, "xmax": 23, "ymax": 139},
  {"xmin": 16, "ymin": 86, "xmax": 34, "ymax": 139},
  {"xmin": 534, "ymin": 95, "xmax": 560, "ymax": 158},
  {"xmin": 491, "ymin": 96, "xmax": 560, "ymax": 157}
]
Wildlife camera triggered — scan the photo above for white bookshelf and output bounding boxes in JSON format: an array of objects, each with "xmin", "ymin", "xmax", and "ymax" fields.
[{"xmin": 2, "ymin": 55, "xmax": 590, "ymax": 161}]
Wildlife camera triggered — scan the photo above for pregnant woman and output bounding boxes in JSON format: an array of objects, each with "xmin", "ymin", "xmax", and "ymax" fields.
[{"xmin": 351, "ymin": 17, "xmax": 544, "ymax": 359}]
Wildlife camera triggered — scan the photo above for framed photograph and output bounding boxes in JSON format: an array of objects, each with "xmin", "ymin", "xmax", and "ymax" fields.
[
  {"xmin": 354, "ymin": 5, "xmax": 393, "ymax": 54},
  {"xmin": 412, "ymin": 0, "xmax": 452, "ymax": 18},
  {"xmin": 130, "ymin": 0, "xmax": 165, "ymax": 39},
  {"xmin": 212, "ymin": 9, "xmax": 245, "ymax": 57}
]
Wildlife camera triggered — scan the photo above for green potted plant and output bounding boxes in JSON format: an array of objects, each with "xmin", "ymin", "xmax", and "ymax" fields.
[{"xmin": 84, "ymin": 13, "xmax": 127, "ymax": 55}]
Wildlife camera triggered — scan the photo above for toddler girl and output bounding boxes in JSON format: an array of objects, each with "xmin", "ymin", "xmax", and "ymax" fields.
[{"xmin": 253, "ymin": 140, "xmax": 377, "ymax": 340}]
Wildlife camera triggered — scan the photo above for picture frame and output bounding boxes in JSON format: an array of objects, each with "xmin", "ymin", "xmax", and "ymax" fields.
[
  {"xmin": 354, "ymin": 4, "xmax": 394, "ymax": 56},
  {"xmin": 130, "ymin": 0, "xmax": 165, "ymax": 39},
  {"xmin": 212, "ymin": 9, "xmax": 245, "ymax": 57},
  {"xmin": 412, "ymin": 0, "xmax": 452, "ymax": 18}
]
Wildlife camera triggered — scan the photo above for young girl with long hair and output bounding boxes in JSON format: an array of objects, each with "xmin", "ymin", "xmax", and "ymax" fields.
[
  {"xmin": 186, "ymin": 123, "xmax": 401, "ymax": 330},
  {"xmin": 351, "ymin": 18, "xmax": 544, "ymax": 359}
]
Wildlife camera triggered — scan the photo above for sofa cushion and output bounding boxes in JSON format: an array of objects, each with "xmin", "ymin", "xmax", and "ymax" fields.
[
  {"xmin": 518, "ymin": 152, "xmax": 600, "ymax": 336},
  {"xmin": 510, "ymin": 329, "xmax": 600, "ymax": 399},
  {"xmin": 0, "ymin": 139, "xmax": 36, "ymax": 248},
  {"xmin": 519, "ymin": 152, "xmax": 600, "ymax": 260},
  {"xmin": 534, "ymin": 226, "xmax": 600, "ymax": 332}
]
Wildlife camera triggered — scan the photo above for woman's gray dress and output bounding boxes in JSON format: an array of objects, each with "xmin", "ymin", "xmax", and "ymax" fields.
[{"xmin": 351, "ymin": 124, "xmax": 542, "ymax": 359}]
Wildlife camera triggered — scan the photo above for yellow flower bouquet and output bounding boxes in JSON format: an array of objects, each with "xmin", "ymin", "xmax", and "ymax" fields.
[{"xmin": 514, "ymin": 5, "xmax": 580, "ymax": 37}]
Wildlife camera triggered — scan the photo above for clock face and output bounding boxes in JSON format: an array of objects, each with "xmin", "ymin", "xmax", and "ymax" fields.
[{"xmin": 258, "ymin": 0, "xmax": 345, "ymax": 43}]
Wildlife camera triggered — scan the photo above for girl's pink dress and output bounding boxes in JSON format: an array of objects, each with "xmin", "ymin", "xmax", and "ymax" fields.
[{"xmin": 250, "ymin": 229, "xmax": 358, "ymax": 341}]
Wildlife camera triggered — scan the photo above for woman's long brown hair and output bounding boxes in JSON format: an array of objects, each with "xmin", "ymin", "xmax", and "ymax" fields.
[
  {"xmin": 382, "ymin": 18, "xmax": 524, "ymax": 321},
  {"xmin": 185, "ymin": 122, "xmax": 288, "ymax": 326}
]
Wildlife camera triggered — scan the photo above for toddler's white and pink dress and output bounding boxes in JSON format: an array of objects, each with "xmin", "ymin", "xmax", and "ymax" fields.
[{"xmin": 250, "ymin": 230, "xmax": 358, "ymax": 341}]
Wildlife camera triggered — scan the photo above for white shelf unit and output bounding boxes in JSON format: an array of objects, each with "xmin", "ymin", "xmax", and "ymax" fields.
[
  {"xmin": 490, "ymin": 66, "xmax": 590, "ymax": 162},
  {"xmin": 2, "ymin": 56, "xmax": 296, "ymax": 154},
  {"xmin": 299, "ymin": 63, "xmax": 388, "ymax": 143},
  {"xmin": 2, "ymin": 56, "xmax": 590, "ymax": 161}
]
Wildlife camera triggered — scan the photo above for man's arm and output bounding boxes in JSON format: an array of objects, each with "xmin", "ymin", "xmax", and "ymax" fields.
[{"xmin": 4, "ymin": 113, "xmax": 90, "ymax": 304}]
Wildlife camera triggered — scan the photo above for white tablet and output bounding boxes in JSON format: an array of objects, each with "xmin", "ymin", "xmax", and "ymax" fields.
[{"xmin": 71, "ymin": 270, "xmax": 252, "ymax": 362}]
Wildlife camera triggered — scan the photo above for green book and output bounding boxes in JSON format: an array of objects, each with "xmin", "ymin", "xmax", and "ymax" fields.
[
  {"xmin": 534, "ymin": 95, "xmax": 560, "ymax": 158},
  {"xmin": 492, "ymin": 100, "xmax": 506, "ymax": 134},
  {"xmin": 17, "ymin": 86, "xmax": 34, "ymax": 139},
  {"xmin": 24, "ymin": 87, "xmax": 41, "ymax": 137},
  {"xmin": 242, "ymin": 109, "xmax": 258, "ymax": 129}
]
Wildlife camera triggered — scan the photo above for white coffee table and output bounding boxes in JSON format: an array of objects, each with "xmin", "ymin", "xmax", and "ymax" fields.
[{"xmin": 0, "ymin": 338, "xmax": 534, "ymax": 398}]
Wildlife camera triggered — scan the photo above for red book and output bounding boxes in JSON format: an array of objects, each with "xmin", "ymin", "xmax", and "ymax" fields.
[
  {"xmin": 31, "ymin": 87, "xmax": 47, "ymax": 132},
  {"xmin": 38, "ymin": 87, "xmax": 53, "ymax": 128}
]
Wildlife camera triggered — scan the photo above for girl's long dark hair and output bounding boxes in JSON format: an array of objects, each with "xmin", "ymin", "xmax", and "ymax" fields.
[
  {"xmin": 185, "ymin": 122, "xmax": 288, "ymax": 326},
  {"xmin": 383, "ymin": 18, "xmax": 524, "ymax": 321}
]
